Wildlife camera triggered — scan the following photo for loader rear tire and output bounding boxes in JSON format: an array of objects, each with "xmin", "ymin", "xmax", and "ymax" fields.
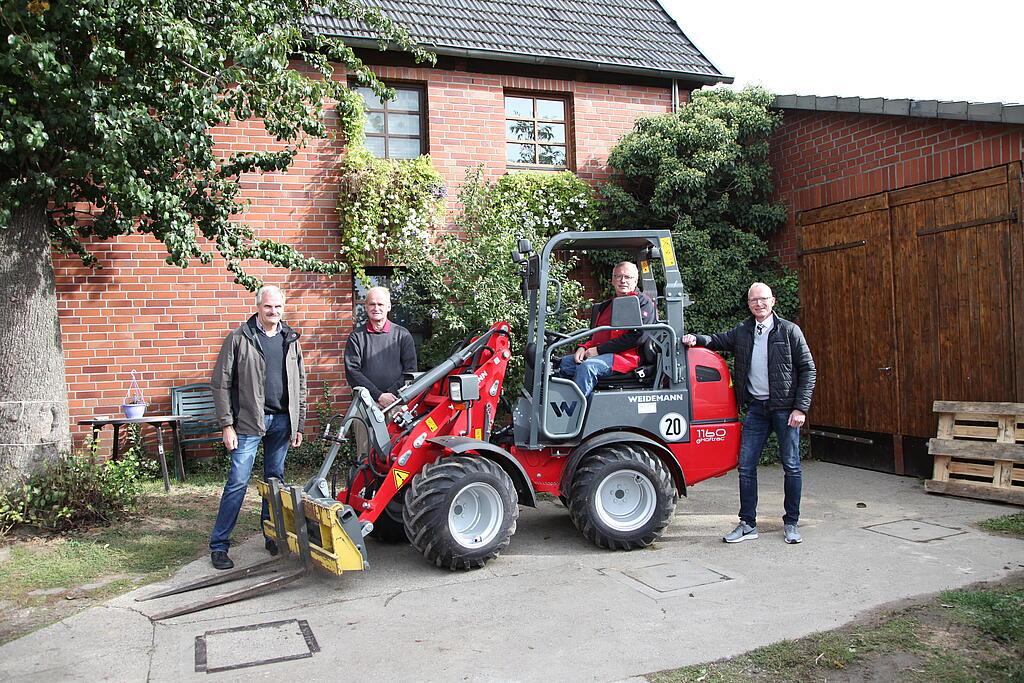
[
  {"xmin": 404, "ymin": 455, "xmax": 519, "ymax": 570},
  {"xmin": 568, "ymin": 443, "xmax": 676, "ymax": 550}
]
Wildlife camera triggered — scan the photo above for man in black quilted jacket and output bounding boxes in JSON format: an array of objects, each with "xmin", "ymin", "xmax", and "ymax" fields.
[{"xmin": 683, "ymin": 282, "xmax": 816, "ymax": 545}]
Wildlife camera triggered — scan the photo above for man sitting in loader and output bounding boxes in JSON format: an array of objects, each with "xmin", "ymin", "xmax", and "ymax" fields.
[{"xmin": 557, "ymin": 261, "xmax": 657, "ymax": 396}]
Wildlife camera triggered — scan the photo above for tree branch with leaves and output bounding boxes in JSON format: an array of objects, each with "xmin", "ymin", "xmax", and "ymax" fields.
[{"xmin": 0, "ymin": 0, "xmax": 432, "ymax": 483}]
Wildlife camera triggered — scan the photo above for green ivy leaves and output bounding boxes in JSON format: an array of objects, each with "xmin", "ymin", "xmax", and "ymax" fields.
[
  {"xmin": 336, "ymin": 149, "xmax": 447, "ymax": 278},
  {"xmin": 395, "ymin": 167, "xmax": 593, "ymax": 399}
]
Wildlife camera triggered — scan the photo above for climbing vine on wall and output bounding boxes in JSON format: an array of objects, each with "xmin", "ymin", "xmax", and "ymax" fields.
[{"xmin": 336, "ymin": 149, "xmax": 447, "ymax": 276}]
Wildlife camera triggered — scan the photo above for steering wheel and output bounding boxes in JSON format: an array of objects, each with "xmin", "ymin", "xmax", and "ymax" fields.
[{"xmin": 543, "ymin": 330, "xmax": 570, "ymax": 344}]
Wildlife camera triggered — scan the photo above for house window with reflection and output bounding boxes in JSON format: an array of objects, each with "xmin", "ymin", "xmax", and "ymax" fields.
[
  {"xmin": 354, "ymin": 84, "xmax": 427, "ymax": 159},
  {"xmin": 505, "ymin": 93, "xmax": 570, "ymax": 169}
]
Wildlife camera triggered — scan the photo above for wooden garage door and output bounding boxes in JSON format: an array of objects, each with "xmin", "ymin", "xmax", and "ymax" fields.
[
  {"xmin": 890, "ymin": 166, "xmax": 1023, "ymax": 437},
  {"xmin": 799, "ymin": 196, "xmax": 898, "ymax": 434},
  {"xmin": 799, "ymin": 163, "xmax": 1023, "ymax": 468}
]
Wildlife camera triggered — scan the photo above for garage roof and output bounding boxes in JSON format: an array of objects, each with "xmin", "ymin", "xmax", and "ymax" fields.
[
  {"xmin": 774, "ymin": 94, "xmax": 1024, "ymax": 125},
  {"xmin": 305, "ymin": 0, "xmax": 730, "ymax": 84}
]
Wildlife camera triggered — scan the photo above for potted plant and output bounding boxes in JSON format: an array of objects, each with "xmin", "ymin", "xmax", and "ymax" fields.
[{"xmin": 122, "ymin": 370, "xmax": 147, "ymax": 419}]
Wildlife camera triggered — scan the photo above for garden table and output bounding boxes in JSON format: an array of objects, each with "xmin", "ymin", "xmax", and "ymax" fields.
[{"xmin": 78, "ymin": 414, "xmax": 189, "ymax": 492}]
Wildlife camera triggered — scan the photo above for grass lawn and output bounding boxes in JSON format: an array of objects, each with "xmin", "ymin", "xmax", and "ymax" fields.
[
  {"xmin": 979, "ymin": 511, "xmax": 1024, "ymax": 537},
  {"xmin": 0, "ymin": 473, "xmax": 261, "ymax": 644},
  {"xmin": 647, "ymin": 511, "xmax": 1024, "ymax": 682}
]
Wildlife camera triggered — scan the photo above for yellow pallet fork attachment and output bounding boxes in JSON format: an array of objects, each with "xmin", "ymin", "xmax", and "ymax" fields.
[
  {"xmin": 257, "ymin": 479, "xmax": 368, "ymax": 575},
  {"xmin": 137, "ymin": 478, "xmax": 367, "ymax": 620}
]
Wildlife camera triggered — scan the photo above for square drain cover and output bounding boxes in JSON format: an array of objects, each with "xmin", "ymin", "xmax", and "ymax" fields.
[
  {"xmin": 864, "ymin": 519, "xmax": 966, "ymax": 543},
  {"xmin": 195, "ymin": 619, "xmax": 319, "ymax": 673},
  {"xmin": 619, "ymin": 561, "xmax": 730, "ymax": 595}
]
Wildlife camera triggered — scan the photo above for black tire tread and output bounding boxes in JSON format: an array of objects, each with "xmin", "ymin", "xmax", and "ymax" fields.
[
  {"xmin": 404, "ymin": 455, "xmax": 519, "ymax": 570},
  {"xmin": 568, "ymin": 443, "xmax": 676, "ymax": 550}
]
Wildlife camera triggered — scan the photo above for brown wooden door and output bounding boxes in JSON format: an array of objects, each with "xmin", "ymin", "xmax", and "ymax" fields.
[
  {"xmin": 890, "ymin": 166, "xmax": 1021, "ymax": 437},
  {"xmin": 799, "ymin": 196, "xmax": 899, "ymax": 434},
  {"xmin": 798, "ymin": 163, "xmax": 1023, "ymax": 472}
]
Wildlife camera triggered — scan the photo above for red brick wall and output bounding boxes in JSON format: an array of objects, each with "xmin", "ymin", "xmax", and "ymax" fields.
[
  {"xmin": 54, "ymin": 63, "xmax": 674, "ymax": 446},
  {"xmin": 769, "ymin": 110, "xmax": 1024, "ymax": 268}
]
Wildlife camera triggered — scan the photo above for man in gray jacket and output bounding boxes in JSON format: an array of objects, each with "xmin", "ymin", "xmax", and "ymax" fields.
[
  {"xmin": 683, "ymin": 282, "xmax": 815, "ymax": 545},
  {"xmin": 209, "ymin": 285, "xmax": 307, "ymax": 570}
]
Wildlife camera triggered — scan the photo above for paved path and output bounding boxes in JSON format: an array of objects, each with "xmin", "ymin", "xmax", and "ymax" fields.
[{"xmin": 2, "ymin": 461, "xmax": 1022, "ymax": 681}]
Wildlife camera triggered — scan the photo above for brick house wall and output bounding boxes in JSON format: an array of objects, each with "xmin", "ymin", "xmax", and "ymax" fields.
[
  {"xmin": 55, "ymin": 61, "xmax": 680, "ymax": 447},
  {"xmin": 769, "ymin": 110, "xmax": 1024, "ymax": 269}
]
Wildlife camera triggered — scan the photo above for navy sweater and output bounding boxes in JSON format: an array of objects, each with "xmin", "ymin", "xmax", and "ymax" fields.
[{"xmin": 344, "ymin": 322, "xmax": 418, "ymax": 400}]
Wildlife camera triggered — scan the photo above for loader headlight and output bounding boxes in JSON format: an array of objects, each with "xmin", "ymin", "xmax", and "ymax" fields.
[{"xmin": 448, "ymin": 374, "xmax": 480, "ymax": 403}]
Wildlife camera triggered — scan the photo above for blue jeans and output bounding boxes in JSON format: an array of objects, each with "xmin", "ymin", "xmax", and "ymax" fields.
[
  {"xmin": 209, "ymin": 413, "xmax": 291, "ymax": 553},
  {"xmin": 737, "ymin": 399, "xmax": 802, "ymax": 527},
  {"xmin": 558, "ymin": 353, "xmax": 615, "ymax": 397}
]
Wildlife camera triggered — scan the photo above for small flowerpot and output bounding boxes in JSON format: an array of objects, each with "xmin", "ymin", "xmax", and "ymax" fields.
[{"xmin": 122, "ymin": 403, "xmax": 147, "ymax": 419}]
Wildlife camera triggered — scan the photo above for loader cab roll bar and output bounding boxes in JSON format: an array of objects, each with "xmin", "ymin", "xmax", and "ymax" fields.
[{"xmin": 514, "ymin": 230, "xmax": 692, "ymax": 448}]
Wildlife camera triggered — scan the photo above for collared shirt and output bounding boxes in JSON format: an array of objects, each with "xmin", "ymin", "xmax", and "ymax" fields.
[
  {"xmin": 366, "ymin": 319, "xmax": 392, "ymax": 334},
  {"xmin": 255, "ymin": 317, "xmax": 280, "ymax": 337},
  {"xmin": 748, "ymin": 315, "xmax": 775, "ymax": 400}
]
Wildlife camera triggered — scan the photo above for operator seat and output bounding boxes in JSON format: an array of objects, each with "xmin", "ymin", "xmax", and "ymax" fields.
[{"xmin": 594, "ymin": 336, "xmax": 660, "ymax": 390}]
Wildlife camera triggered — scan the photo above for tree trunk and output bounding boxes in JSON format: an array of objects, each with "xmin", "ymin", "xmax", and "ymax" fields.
[{"xmin": 0, "ymin": 202, "xmax": 71, "ymax": 485}]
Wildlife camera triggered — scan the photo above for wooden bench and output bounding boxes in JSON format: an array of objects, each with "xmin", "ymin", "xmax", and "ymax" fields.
[
  {"xmin": 924, "ymin": 401, "xmax": 1024, "ymax": 505},
  {"xmin": 170, "ymin": 383, "xmax": 222, "ymax": 460}
]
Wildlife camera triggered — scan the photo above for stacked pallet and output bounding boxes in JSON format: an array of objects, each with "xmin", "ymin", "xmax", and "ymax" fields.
[{"xmin": 924, "ymin": 401, "xmax": 1024, "ymax": 505}]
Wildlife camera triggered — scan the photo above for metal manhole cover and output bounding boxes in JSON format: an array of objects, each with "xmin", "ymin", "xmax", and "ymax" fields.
[
  {"xmin": 605, "ymin": 560, "xmax": 732, "ymax": 598},
  {"xmin": 863, "ymin": 519, "xmax": 966, "ymax": 543},
  {"xmin": 195, "ymin": 619, "xmax": 319, "ymax": 673}
]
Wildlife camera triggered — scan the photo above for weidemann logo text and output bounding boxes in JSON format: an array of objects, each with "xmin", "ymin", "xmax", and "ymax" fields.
[{"xmin": 627, "ymin": 394, "xmax": 685, "ymax": 403}]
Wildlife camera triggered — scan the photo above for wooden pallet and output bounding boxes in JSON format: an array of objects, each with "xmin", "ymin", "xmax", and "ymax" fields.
[{"xmin": 924, "ymin": 401, "xmax": 1024, "ymax": 505}]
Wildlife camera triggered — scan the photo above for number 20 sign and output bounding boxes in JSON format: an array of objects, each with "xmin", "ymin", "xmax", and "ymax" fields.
[{"xmin": 658, "ymin": 412, "xmax": 687, "ymax": 442}]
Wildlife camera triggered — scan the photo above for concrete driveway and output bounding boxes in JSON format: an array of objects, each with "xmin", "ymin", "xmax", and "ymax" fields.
[{"xmin": 2, "ymin": 460, "xmax": 1022, "ymax": 682}]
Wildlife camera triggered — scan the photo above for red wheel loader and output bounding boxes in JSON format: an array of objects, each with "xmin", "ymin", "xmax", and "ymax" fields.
[{"xmin": 141, "ymin": 230, "xmax": 739, "ymax": 618}]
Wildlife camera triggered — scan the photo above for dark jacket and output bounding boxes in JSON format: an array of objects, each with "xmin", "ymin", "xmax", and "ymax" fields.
[
  {"xmin": 695, "ymin": 313, "xmax": 816, "ymax": 413},
  {"xmin": 212, "ymin": 315, "xmax": 307, "ymax": 436}
]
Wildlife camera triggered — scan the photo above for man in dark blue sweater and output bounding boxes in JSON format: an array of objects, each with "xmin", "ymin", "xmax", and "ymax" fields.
[{"xmin": 345, "ymin": 287, "xmax": 417, "ymax": 408}]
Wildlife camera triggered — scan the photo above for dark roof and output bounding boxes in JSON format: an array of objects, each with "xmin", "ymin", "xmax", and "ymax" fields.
[
  {"xmin": 306, "ymin": 0, "xmax": 730, "ymax": 83},
  {"xmin": 774, "ymin": 94, "xmax": 1024, "ymax": 125}
]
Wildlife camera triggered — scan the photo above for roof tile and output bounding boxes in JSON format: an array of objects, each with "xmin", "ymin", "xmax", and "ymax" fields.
[
  {"xmin": 306, "ymin": 0, "xmax": 727, "ymax": 81},
  {"xmin": 776, "ymin": 94, "xmax": 1023, "ymax": 125}
]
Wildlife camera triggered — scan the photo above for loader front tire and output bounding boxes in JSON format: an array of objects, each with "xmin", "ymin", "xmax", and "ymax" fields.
[
  {"xmin": 404, "ymin": 455, "xmax": 519, "ymax": 570},
  {"xmin": 370, "ymin": 491, "xmax": 409, "ymax": 543},
  {"xmin": 568, "ymin": 443, "xmax": 676, "ymax": 550}
]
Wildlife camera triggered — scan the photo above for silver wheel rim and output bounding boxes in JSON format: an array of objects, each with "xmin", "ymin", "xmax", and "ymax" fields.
[
  {"xmin": 594, "ymin": 469, "xmax": 657, "ymax": 532},
  {"xmin": 449, "ymin": 482, "xmax": 504, "ymax": 549}
]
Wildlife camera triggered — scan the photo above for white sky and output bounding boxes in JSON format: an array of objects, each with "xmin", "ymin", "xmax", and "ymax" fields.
[{"xmin": 661, "ymin": 0, "xmax": 1022, "ymax": 104}]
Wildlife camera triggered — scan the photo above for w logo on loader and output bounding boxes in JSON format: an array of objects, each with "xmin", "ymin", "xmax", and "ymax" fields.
[{"xmin": 550, "ymin": 400, "xmax": 579, "ymax": 418}]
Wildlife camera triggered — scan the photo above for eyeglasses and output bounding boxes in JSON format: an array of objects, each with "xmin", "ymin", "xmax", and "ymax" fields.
[
  {"xmin": 747, "ymin": 296, "xmax": 773, "ymax": 304},
  {"xmin": 612, "ymin": 274, "xmax": 637, "ymax": 281}
]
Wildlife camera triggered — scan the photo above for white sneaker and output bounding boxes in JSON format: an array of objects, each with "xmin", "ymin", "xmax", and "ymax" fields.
[{"xmin": 784, "ymin": 524, "xmax": 802, "ymax": 544}]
